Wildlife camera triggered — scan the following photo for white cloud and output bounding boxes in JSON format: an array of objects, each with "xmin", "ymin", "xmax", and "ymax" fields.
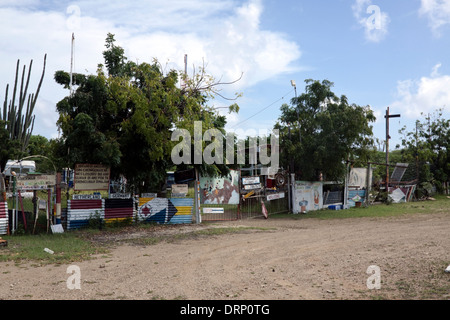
[
  {"xmin": 0, "ymin": 0, "xmax": 301, "ymax": 139},
  {"xmin": 352, "ymin": 0, "xmax": 390, "ymax": 42},
  {"xmin": 419, "ymin": 0, "xmax": 450, "ymax": 36},
  {"xmin": 391, "ymin": 64, "xmax": 450, "ymax": 119}
]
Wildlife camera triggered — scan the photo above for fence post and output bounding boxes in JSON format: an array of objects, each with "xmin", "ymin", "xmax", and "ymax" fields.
[
  {"xmin": 365, "ymin": 163, "xmax": 372, "ymax": 207},
  {"xmin": 194, "ymin": 168, "xmax": 201, "ymax": 224}
]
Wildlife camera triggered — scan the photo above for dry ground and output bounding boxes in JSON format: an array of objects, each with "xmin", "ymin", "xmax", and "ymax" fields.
[{"xmin": 0, "ymin": 212, "xmax": 449, "ymax": 300}]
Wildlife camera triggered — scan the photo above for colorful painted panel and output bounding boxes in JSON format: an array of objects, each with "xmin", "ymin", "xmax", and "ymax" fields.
[
  {"xmin": 348, "ymin": 190, "xmax": 366, "ymax": 207},
  {"xmin": 200, "ymin": 170, "xmax": 239, "ymax": 204},
  {"xmin": 104, "ymin": 198, "xmax": 135, "ymax": 224},
  {"xmin": 293, "ymin": 181, "xmax": 323, "ymax": 213},
  {"xmin": 0, "ymin": 202, "xmax": 8, "ymax": 235},
  {"xmin": 138, "ymin": 197, "xmax": 193, "ymax": 224},
  {"xmin": 67, "ymin": 199, "xmax": 105, "ymax": 229}
]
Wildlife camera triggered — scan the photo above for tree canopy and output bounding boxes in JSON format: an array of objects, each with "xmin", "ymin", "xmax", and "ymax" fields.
[
  {"xmin": 398, "ymin": 109, "xmax": 450, "ymax": 193},
  {"xmin": 275, "ymin": 79, "xmax": 376, "ymax": 182},
  {"xmin": 54, "ymin": 33, "xmax": 240, "ymax": 192}
]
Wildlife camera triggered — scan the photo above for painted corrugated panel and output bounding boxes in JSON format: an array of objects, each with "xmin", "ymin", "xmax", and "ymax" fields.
[
  {"xmin": 0, "ymin": 201, "xmax": 7, "ymax": 218},
  {"xmin": 138, "ymin": 197, "xmax": 154, "ymax": 206},
  {"xmin": 67, "ymin": 199, "xmax": 105, "ymax": 230},
  {"xmin": 168, "ymin": 215, "xmax": 193, "ymax": 224},
  {"xmin": 137, "ymin": 197, "xmax": 193, "ymax": 224},
  {"xmin": 0, "ymin": 202, "xmax": 8, "ymax": 235},
  {"xmin": 104, "ymin": 199, "xmax": 135, "ymax": 222},
  {"xmin": 70, "ymin": 199, "xmax": 103, "ymax": 210}
]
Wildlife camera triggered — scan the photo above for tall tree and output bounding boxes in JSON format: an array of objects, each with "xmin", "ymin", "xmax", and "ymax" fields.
[
  {"xmin": 275, "ymin": 79, "xmax": 376, "ymax": 182},
  {"xmin": 54, "ymin": 33, "xmax": 240, "ymax": 192},
  {"xmin": 398, "ymin": 109, "xmax": 450, "ymax": 193}
]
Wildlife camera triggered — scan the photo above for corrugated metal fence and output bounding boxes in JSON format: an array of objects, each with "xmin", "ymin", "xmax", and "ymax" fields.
[
  {"xmin": 67, "ymin": 199, "xmax": 104, "ymax": 229},
  {"xmin": 0, "ymin": 202, "xmax": 8, "ymax": 235},
  {"xmin": 105, "ymin": 199, "xmax": 135, "ymax": 224},
  {"xmin": 66, "ymin": 197, "xmax": 194, "ymax": 230},
  {"xmin": 138, "ymin": 197, "xmax": 193, "ymax": 224}
]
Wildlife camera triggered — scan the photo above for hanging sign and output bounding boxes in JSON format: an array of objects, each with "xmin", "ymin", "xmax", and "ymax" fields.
[
  {"xmin": 242, "ymin": 176, "xmax": 260, "ymax": 185},
  {"xmin": 266, "ymin": 192, "xmax": 285, "ymax": 201}
]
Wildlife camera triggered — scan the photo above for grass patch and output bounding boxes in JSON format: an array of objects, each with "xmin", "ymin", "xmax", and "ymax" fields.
[
  {"xmin": 0, "ymin": 232, "xmax": 107, "ymax": 264},
  {"xmin": 124, "ymin": 226, "xmax": 271, "ymax": 246},
  {"xmin": 271, "ymin": 194, "xmax": 450, "ymax": 220}
]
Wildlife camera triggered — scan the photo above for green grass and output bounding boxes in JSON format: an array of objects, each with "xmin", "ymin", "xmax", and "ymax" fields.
[
  {"xmin": 0, "ymin": 232, "xmax": 107, "ymax": 264},
  {"xmin": 271, "ymin": 194, "xmax": 450, "ymax": 220},
  {"xmin": 1, "ymin": 195, "xmax": 448, "ymax": 265},
  {"xmin": 124, "ymin": 226, "xmax": 272, "ymax": 246}
]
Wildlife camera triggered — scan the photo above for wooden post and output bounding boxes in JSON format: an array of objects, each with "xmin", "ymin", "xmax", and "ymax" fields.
[
  {"xmin": 56, "ymin": 173, "xmax": 62, "ymax": 224},
  {"xmin": 384, "ymin": 107, "xmax": 401, "ymax": 189},
  {"xmin": 365, "ymin": 163, "xmax": 372, "ymax": 206}
]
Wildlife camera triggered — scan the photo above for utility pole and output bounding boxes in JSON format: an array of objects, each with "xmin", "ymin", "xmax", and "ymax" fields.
[{"xmin": 384, "ymin": 107, "xmax": 401, "ymax": 188}]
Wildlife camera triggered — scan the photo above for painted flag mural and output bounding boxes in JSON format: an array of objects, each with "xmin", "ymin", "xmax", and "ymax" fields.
[{"xmin": 138, "ymin": 197, "xmax": 193, "ymax": 224}]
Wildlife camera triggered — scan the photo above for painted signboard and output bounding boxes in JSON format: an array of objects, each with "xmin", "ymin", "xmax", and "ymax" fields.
[
  {"xmin": 74, "ymin": 164, "xmax": 110, "ymax": 191},
  {"xmin": 293, "ymin": 181, "xmax": 323, "ymax": 213},
  {"xmin": 138, "ymin": 197, "xmax": 193, "ymax": 224},
  {"xmin": 72, "ymin": 194, "xmax": 102, "ymax": 200},
  {"xmin": 172, "ymin": 184, "xmax": 188, "ymax": 195},
  {"xmin": 348, "ymin": 168, "xmax": 373, "ymax": 189},
  {"xmin": 200, "ymin": 170, "xmax": 239, "ymax": 205},
  {"xmin": 266, "ymin": 192, "xmax": 285, "ymax": 201},
  {"xmin": 16, "ymin": 174, "xmax": 56, "ymax": 190}
]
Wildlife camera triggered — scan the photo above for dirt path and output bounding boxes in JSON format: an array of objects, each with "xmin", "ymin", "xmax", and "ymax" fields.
[{"xmin": 1, "ymin": 213, "xmax": 449, "ymax": 300}]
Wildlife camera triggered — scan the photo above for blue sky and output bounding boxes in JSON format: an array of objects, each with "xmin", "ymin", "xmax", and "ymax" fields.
[{"xmin": 1, "ymin": 0, "xmax": 450, "ymax": 150}]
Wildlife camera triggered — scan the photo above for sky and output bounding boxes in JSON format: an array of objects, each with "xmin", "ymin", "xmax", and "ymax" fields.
[{"xmin": 1, "ymin": 0, "xmax": 450, "ymax": 150}]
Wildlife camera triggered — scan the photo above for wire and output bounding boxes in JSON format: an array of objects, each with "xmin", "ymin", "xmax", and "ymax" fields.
[{"xmin": 230, "ymin": 88, "xmax": 295, "ymax": 128}]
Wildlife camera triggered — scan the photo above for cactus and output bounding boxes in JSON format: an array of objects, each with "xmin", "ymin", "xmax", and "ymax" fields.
[{"xmin": 1, "ymin": 54, "xmax": 47, "ymax": 152}]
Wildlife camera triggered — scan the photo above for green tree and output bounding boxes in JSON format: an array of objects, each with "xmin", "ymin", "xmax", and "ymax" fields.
[
  {"xmin": 399, "ymin": 109, "xmax": 450, "ymax": 193},
  {"xmin": 0, "ymin": 120, "xmax": 22, "ymax": 171},
  {"xmin": 275, "ymin": 79, "xmax": 376, "ymax": 182},
  {"xmin": 54, "ymin": 33, "xmax": 240, "ymax": 192}
]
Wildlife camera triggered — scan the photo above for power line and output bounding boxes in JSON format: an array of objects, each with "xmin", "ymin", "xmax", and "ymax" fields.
[{"xmin": 230, "ymin": 88, "xmax": 295, "ymax": 128}]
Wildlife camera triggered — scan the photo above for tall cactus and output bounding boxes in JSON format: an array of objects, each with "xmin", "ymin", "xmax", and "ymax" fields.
[{"xmin": 1, "ymin": 54, "xmax": 47, "ymax": 152}]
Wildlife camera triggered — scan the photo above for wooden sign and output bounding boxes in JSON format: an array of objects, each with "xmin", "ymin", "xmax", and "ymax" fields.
[
  {"xmin": 203, "ymin": 208, "xmax": 224, "ymax": 214},
  {"xmin": 16, "ymin": 174, "xmax": 56, "ymax": 190},
  {"xmin": 266, "ymin": 192, "xmax": 285, "ymax": 201},
  {"xmin": 172, "ymin": 184, "xmax": 188, "ymax": 194},
  {"xmin": 242, "ymin": 176, "xmax": 260, "ymax": 185},
  {"xmin": 243, "ymin": 183, "xmax": 261, "ymax": 190},
  {"xmin": 74, "ymin": 164, "xmax": 110, "ymax": 191},
  {"xmin": 142, "ymin": 193, "xmax": 157, "ymax": 198},
  {"xmin": 109, "ymin": 193, "xmax": 131, "ymax": 199},
  {"xmin": 72, "ymin": 194, "xmax": 102, "ymax": 200}
]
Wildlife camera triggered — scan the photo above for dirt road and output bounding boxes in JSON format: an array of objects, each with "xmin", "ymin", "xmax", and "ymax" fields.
[{"xmin": 1, "ymin": 212, "xmax": 449, "ymax": 300}]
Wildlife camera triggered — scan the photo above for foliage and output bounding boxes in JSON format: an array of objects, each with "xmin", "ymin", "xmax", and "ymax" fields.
[
  {"xmin": 275, "ymin": 79, "xmax": 376, "ymax": 181},
  {"xmin": 0, "ymin": 120, "xmax": 22, "ymax": 171},
  {"xmin": 1, "ymin": 55, "xmax": 47, "ymax": 155},
  {"xmin": 54, "ymin": 33, "xmax": 240, "ymax": 192},
  {"xmin": 398, "ymin": 109, "xmax": 450, "ymax": 192}
]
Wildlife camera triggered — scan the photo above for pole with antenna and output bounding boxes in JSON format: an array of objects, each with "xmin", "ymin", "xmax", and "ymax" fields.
[{"xmin": 70, "ymin": 33, "xmax": 75, "ymax": 96}]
